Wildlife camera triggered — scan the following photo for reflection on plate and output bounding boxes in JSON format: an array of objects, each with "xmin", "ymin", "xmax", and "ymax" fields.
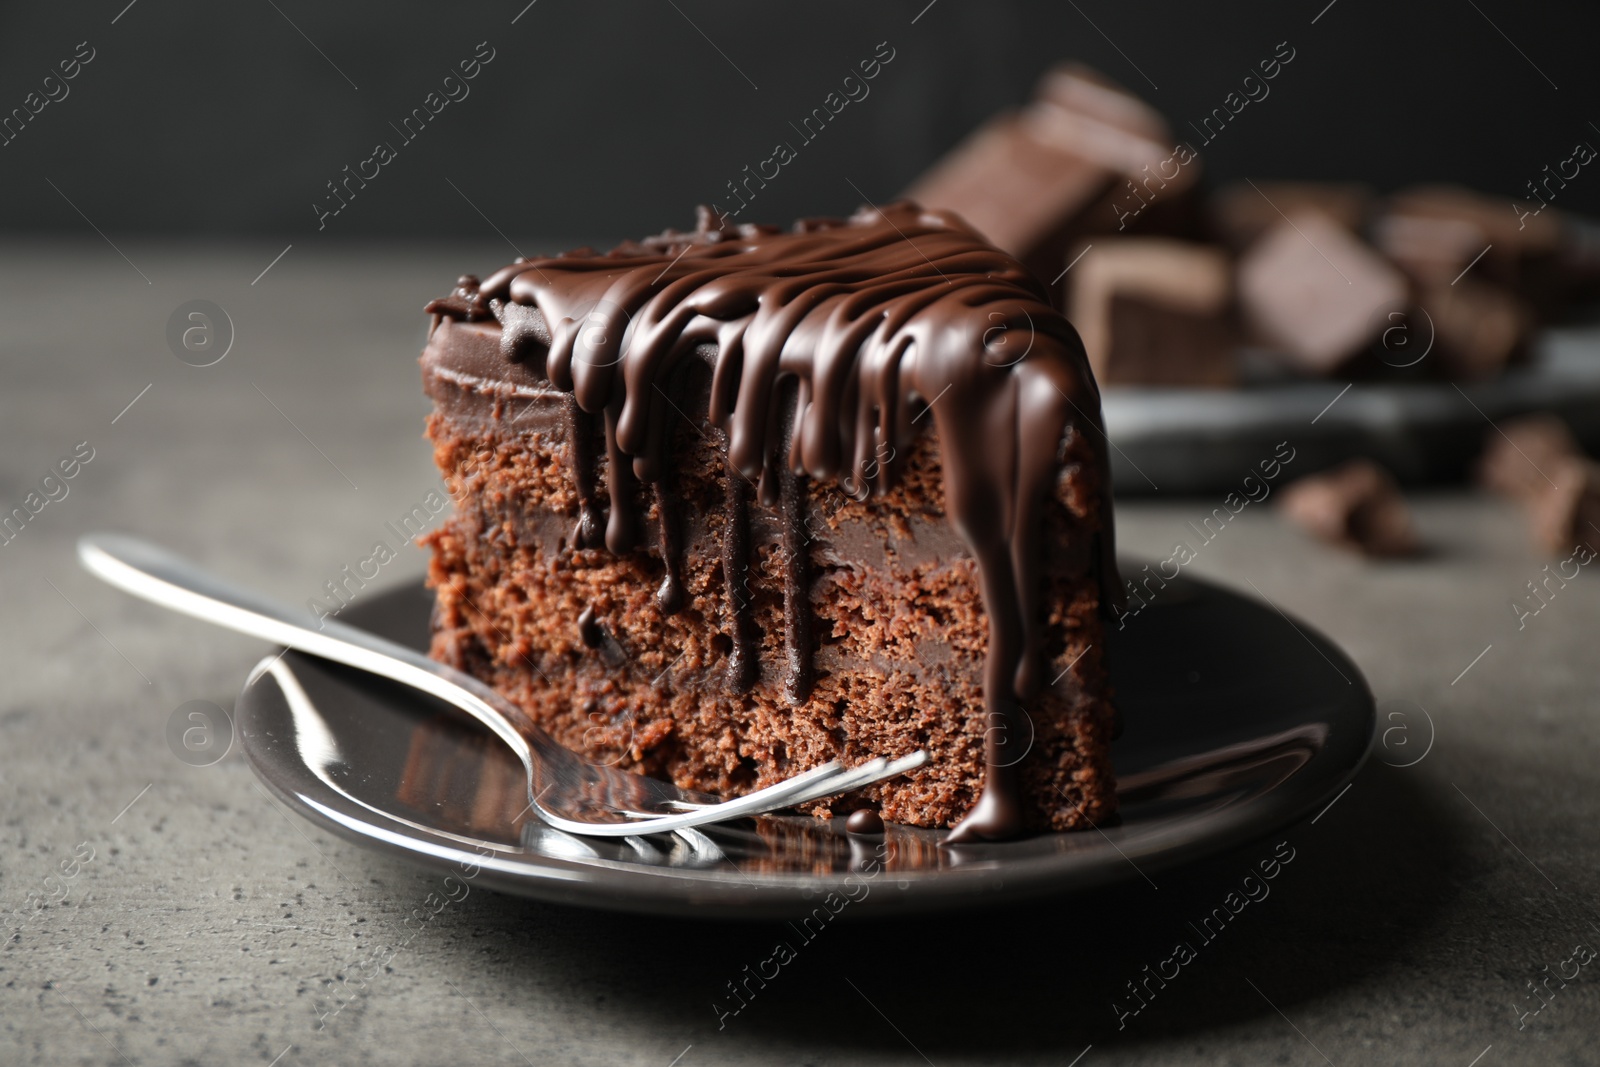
[{"xmin": 237, "ymin": 571, "xmax": 1372, "ymax": 918}]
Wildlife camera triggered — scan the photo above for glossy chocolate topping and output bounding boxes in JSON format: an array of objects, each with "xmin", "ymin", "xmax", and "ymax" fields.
[{"xmin": 425, "ymin": 201, "xmax": 1119, "ymax": 842}]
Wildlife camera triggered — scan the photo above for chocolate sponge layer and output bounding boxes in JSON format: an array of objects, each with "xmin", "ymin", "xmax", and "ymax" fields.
[{"xmin": 420, "ymin": 317, "xmax": 1116, "ymax": 830}]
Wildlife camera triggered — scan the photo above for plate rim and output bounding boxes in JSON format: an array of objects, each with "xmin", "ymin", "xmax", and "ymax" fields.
[{"xmin": 237, "ymin": 572, "xmax": 1374, "ymax": 918}]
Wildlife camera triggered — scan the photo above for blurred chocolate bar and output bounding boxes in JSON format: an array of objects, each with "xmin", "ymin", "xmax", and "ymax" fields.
[
  {"xmin": 1237, "ymin": 211, "xmax": 1408, "ymax": 375},
  {"xmin": 1420, "ymin": 279, "xmax": 1533, "ymax": 381},
  {"xmin": 1209, "ymin": 181, "xmax": 1372, "ymax": 250},
  {"xmin": 1478, "ymin": 415, "xmax": 1600, "ymax": 554},
  {"xmin": 1279, "ymin": 459, "xmax": 1420, "ymax": 557},
  {"xmin": 1478, "ymin": 414, "xmax": 1581, "ymax": 500},
  {"xmin": 910, "ymin": 60, "xmax": 1597, "ymax": 390},
  {"xmin": 1373, "ymin": 184, "xmax": 1600, "ymax": 318},
  {"xmin": 907, "ymin": 64, "xmax": 1198, "ymax": 284},
  {"xmin": 1375, "ymin": 185, "xmax": 1560, "ymax": 289},
  {"xmin": 1527, "ymin": 455, "xmax": 1600, "ymax": 556},
  {"xmin": 1067, "ymin": 238, "xmax": 1235, "ymax": 386}
]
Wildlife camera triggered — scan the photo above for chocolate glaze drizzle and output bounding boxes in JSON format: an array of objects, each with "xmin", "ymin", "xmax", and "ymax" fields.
[
  {"xmin": 777, "ymin": 455, "xmax": 813, "ymax": 706},
  {"xmin": 425, "ymin": 201, "xmax": 1120, "ymax": 842},
  {"xmin": 721, "ymin": 471, "xmax": 759, "ymax": 694},
  {"xmin": 564, "ymin": 397, "xmax": 606, "ymax": 551},
  {"xmin": 576, "ymin": 605, "xmax": 604, "ymax": 649},
  {"xmin": 652, "ymin": 478, "xmax": 685, "ymax": 615}
]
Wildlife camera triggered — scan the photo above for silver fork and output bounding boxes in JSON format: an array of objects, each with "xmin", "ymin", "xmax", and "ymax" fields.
[{"xmin": 77, "ymin": 534, "xmax": 924, "ymax": 837}]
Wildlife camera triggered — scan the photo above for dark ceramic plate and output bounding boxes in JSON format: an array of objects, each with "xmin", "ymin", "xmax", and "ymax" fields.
[
  {"xmin": 1103, "ymin": 331, "xmax": 1600, "ymax": 494},
  {"xmin": 236, "ymin": 570, "xmax": 1373, "ymax": 919}
]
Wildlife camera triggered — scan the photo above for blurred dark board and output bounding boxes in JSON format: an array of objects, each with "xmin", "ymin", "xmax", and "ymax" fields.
[{"xmin": 1103, "ymin": 325, "xmax": 1600, "ymax": 495}]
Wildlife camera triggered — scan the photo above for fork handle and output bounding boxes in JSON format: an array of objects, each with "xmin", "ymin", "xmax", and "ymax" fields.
[{"xmin": 76, "ymin": 533, "xmax": 536, "ymax": 765}]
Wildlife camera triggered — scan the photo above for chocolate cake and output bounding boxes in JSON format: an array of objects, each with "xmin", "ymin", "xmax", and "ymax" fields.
[{"xmin": 418, "ymin": 202, "xmax": 1121, "ymax": 841}]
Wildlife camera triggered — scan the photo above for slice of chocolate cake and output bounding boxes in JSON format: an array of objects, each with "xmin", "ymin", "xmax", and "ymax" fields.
[{"xmin": 418, "ymin": 202, "xmax": 1120, "ymax": 841}]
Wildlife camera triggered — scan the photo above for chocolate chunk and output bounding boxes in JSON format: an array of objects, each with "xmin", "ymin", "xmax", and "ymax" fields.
[
  {"xmin": 1237, "ymin": 211, "xmax": 1409, "ymax": 375},
  {"xmin": 1067, "ymin": 239, "xmax": 1236, "ymax": 386},
  {"xmin": 1210, "ymin": 181, "xmax": 1372, "ymax": 251},
  {"xmin": 1279, "ymin": 459, "xmax": 1420, "ymax": 557},
  {"xmin": 1420, "ymin": 279, "xmax": 1533, "ymax": 381},
  {"xmin": 1375, "ymin": 208, "xmax": 1496, "ymax": 290},
  {"xmin": 1477, "ymin": 415, "xmax": 1600, "ymax": 555},
  {"xmin": 907, "ymin": 64, "xmax": 1198, "ymax": 284},
  {"xmin": 1477, "ymin": 414, "xmax": 1582, "ymax": 500},
  {"xmin": 1379, "ymin": 185, "xmax": 1561, "ymax": 284},
  {"xmin": 1033, "ymin": 63, "xmax": 1170, "ymax": 140},
  {"xmin": 1554, "ymin": 215, "xmax": 1600, "ymax": 305},
  {"xmin": 1526, "ymin": 455, "xmax": 1600, "ymax": 557},
  {"xmin": 1375, "ymin": 185, "xmax": 1580, "ymax": 315}
]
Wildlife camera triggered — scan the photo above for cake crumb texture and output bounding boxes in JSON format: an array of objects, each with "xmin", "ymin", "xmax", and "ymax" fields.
[{"xmin": 421, "ymin": 383, "xmax": 1116, "ymax": 831}]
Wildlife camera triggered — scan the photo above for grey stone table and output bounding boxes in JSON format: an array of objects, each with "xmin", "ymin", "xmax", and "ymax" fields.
[{"xmin": 3, "ymin": 245, "xmax": 1597, "ymax": 1066}]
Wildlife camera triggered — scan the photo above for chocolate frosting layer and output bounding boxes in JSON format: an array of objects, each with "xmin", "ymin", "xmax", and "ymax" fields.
[{"xmin": 425, "ymin": 201, "xmax": 1119, "ymax": 842}]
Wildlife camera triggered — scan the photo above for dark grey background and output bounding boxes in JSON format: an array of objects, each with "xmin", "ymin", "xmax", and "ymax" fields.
[
  {"xmin": 1, "ymin": 0, "xmax": 1597, "ymax": 246},
  {"xmin": 7, "ymin": 6, "xmax": 1600, "ymax": 1065}
]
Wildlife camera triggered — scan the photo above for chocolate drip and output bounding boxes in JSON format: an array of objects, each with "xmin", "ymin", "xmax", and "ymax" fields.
[
  {"xmin": 653, "ymin": 476, "xmax": 685, "ymax": 615},
  {"xmin": 602, "ymin": 398, "xmax": 640, "ymax": 553},
  {"xmin": 565, "ymin": 397, "xmax": 605, "ymax": 550},
  {"xmin": 845, "ymin": 808, "xmax": 885, "ymax": 835},
  {"xmin": 778, "ymin": 466, "xmax": 812, "ymax": 704},
  {"xmin": 775, "ymin": 387, "xmax": 813, "ymax": 705},
  {"xmin": 436, "ymin": 201, "xmax": 1121, "ymax": 841},
  {"xmin": 577, "ymin": 605, "xmax": 604, "ymax": 648},
  {"xmin": 721, "ymin": 469, "xmax": 758, "ymax": 693}
]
